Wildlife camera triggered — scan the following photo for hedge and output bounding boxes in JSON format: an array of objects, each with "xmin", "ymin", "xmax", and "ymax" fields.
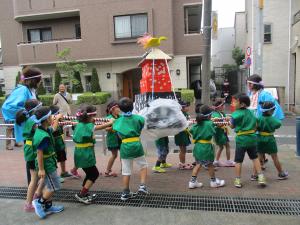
[
  {"xmin": 178, "ymin": 89, "xmax": 194, "ymax": 104},
  {"xmin": 77, "ymin": 92, "xmax": 111, "ymax": 105},
  {"xmin": 39, "ymin": 95, "xmax": 55, "ymax": 106}
]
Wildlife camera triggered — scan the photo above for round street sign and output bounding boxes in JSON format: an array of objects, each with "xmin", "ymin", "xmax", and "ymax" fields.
[{"xmin": 246, "ymin": 47, "xmax": 252, "ymax": 56}]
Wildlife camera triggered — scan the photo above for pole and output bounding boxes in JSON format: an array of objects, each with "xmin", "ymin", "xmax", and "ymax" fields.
[
  {"xmin": 287, "ymin": 0, "xmax": 292, "ymax": 111},
  {"xmin": 201, "ymin": 0, "xmax": 212, "ymax": 105}
]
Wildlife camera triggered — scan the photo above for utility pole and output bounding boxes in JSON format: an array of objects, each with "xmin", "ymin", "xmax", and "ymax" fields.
[
  {"xmin": 251, "ymin": 0, "xmax": 264, "ymax": 76},
  {"xmin": 201, "ymin": 0, "xmax": 212, "ymax": 105}
]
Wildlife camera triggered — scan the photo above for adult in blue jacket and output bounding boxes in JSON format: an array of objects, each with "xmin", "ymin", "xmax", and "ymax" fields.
[
  {"xmin": 2, "ymin": 67, "xmax": 42, "ymax": 149},
  {"xmin": 247, "ymin": 74, "xmax": 284, "ymax": 120}
]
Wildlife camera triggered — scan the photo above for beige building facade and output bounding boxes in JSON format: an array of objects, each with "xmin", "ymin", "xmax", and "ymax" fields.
[{"xmin": 0, "ymin": 0, "xmax": 205, "ymax": 99}]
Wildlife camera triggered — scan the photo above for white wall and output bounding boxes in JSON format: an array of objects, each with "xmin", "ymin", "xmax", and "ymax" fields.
[
  {"xmin": 235, "ymin": 12, "xmax": 247, "ymax": 50},
  {"xmin": 211, "ymin": 27, "xmax": 235, "ymax": 68}
]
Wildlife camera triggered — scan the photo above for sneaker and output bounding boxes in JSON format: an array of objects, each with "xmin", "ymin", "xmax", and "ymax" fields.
[
  {"xmin": 189, "ymin": 181, "xmax": 203, "ymax": 189},
  {"xmin": 60, "ymin": 172, "xmax": 73, "ymax": 178},
  {"xmin": 138, "ymin": 185, "xmax": 150, "ymax": 195},
  {"xmin": 278, "ymin": 171, "xmax": 288, "ymax": 180},
  {"xmin": 234, "ymin": 178, "xmax": 242, "ymax": 188},
  {"xmin": 24, "ymin": 202, "xmax": 34, "ymax": 212},
  {"xmin": 32, "ymin": 199, "xmax": 46, "ymax": 219},
  {"xmin": 75, "ymin": 193, "xmax": 92, "ymax": 205},
  {"xmin": 152, "ymin": 166, "xmax": 166, "ymax": 173},
  {"xmin": 70, "ymin": 169, "xmax": 81, "ymax": 179},
  {"xmin": 120, "ymin": 192, "xmax": 137, "ymax": 201},
  {"xmin": 87, "ymin": 194, "xmax": 97, "ymax": 201},
  {"xmin": 250, "ymin": 174, "xmax": 258, "ymax": 181},
  {"xmin": 160, "ymin": 163, "xmax": 172, "ymax": 168},
  {"xmin": 45, "ymin": 205, "xmax": 64, "ymax": 215},
  {"xmin": 59, "ymin": 177, "xmax": 65, "ymax": 183},
  {"xmin": 258, "ymin": 174, "xmax": 267, "ymax": 186},
  {"xmin": 213, "ymin": 161, "xmax": 219, "ymax": 167},
  {"xmin": 210, "ymin": 178, "xmax": 225, "ymax": 188},
  {"xmin": 225, "ymin": 160, "xmax": 235, "ymax": 167}
]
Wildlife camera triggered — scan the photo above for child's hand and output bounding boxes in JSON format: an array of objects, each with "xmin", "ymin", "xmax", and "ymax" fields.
[
  {"xmin": 108, "ymin": 118, "xmax": 115, "ymax": 125},
  {"xmin": 106, "ymin": 126, "xmax": 113, "ymax": 132},
  {"xmin": 55, "ymin": 113, "xmax": 63, "ymax": 121},
  {"xmin": 38, "ymin": 169, "xmax": 46, "ymax": 179}
]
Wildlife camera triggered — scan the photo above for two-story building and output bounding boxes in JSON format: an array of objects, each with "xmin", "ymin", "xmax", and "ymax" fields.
[{"xmin": 0, "ymin": 0, "xmax": 205, "ymax": 99}]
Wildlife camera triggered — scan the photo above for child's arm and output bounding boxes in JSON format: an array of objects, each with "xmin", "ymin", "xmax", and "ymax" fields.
[
  {"xmin": 37, "ymin": 150, "xmax": 45, "ymax": 179},
  {"xmin": 51, "ymin": 114, "xmax": 63, "ymax": 131},
  {"xmin": 106, "ymin": 126, "xmax": 113, "ymax": 132},
  {"xmin": 229, "ymin": 118, "xmax": 235, "ymax": 129},
  {"xmin": 94, "ymin": 119, "xmax": 114, "ymax": 131}
]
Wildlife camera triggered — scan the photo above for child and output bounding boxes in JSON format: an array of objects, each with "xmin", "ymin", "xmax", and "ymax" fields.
[
  {"xmin": 31, "ymin": 106, "xmax": 64, "ymax": 219},
  {"xmin": 189, "ymin": 105, "xmax": 225, "ymax": 189},
  {"xmin": 73, "ymin": 105, "xmax": 113, "ymax": 204},
  {"xmin": 211, "ymin": 99, "xmax": 234, "ymax": 167},
  {"xmin": 256, "ymin": 101, "xmax": 288, "ymax": 179},
  {"xmin": 50, "ymin": 105, "xmax": 73, "ymax": 182},
  {"xmin": 152, "ymin": 136, "xmax": 172, "ymax": 173},
  {"xmin": 230, "ymin": 93, "xmax": 266, "ymax": 188},
  {"xmin": 175, "ymin": 100, "xmax": 193, "ymax": 170},
  {"xmin": 104, "ymin": 101, "xmax": 121, "ymax": 177},
  {"xmin": 16, "ymin": 99, "xmax": 43, "ymax": 212},
  {"xmin": 113, "ymin": 97, "xmax": 149, "ymax": 201}
]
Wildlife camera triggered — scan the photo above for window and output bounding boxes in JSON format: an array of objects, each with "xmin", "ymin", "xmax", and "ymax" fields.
[
  {"xmin": 75, "ymin": 24, "xmax": 81, "ymax": 39},
  {"xmin": 85, "ymin": 75, "xmax": 91, "ymax": 92},
  {"xmin": 43, "ymin": 77, "xmax": 52, "ymax": 93},
  {"xmin": 27, "ymin": 28, "xmax": 52, "ymax": 42},
  {"xmin": 184, "ymin": 5, "xmax": 202, "ymax": 34},
  {"xmin": 114, "ymin": 14, "xmax": 148, "ymax": 39},
  {"xmin": 264, "ymin": 24, "xmax": 272, "ymax": 43}
]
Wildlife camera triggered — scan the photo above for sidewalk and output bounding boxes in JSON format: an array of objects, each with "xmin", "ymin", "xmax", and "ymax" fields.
[{"xmin": 0, "ymin": 142, "xmax": 299, "ymax": 199}]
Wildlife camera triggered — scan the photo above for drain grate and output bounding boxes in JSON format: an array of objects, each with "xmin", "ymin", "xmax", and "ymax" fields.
[{"xmin": 0, "ymin": 186, "xmax": 299, "ymax": 216}]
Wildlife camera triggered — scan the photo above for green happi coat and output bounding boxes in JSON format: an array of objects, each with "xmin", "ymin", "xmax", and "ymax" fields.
[
  {"xmin": 106, "ymin": 114, "xmax": 121, "ymax": 149},
  {"xmin": 174, "ymin": 112, "xmax": 191, "ymax": 146},
  {"xmin": 257, "ymin": 116, "xmax": 281, "ymax": 154},
  {"xmin": 211, "ymin": 111, "xmax": 228, "ymax": 146},
  {"xmin": 73, "ymin": 122, "xmax": 96, "ymax": 168},
  {"xmin": 189, "ymin": 120, "xmax": 216, "ymax": 161},
  {"xmin": 112, "ymin": 114, "xmax": 145, "ymax": 159},
  {"xmin": 52, "ymin": 126, "xmax": 65, "ymax": 152},
  {"xmin": 33, "ymin": 128, "xmax": 57, "ymax": 173},
  {"xmin": 23, "ymin": 118, "xmax": 37, "ymax": 162},
  {"xmin": 231, "ymin": 109, "xmax": 257, "ymax": 148},
  {"xmin": 155, "ymin": 136, "xmax": 169, "ymax": 148}
]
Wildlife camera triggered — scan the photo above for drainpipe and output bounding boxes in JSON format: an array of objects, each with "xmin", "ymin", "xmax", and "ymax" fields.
[{"xmin": 287, "ymin": 0, "xmax": 292, "ymax": 112}]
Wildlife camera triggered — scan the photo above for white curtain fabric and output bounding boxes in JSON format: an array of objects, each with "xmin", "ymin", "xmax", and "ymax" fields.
[
  {"xmin": 29, "ymin": 30, "xmax": 40, "ymax": 42},
  {"xmin": 131, "ymin": 14, "xmax": 147, "ymax": 37},
  {"xmin": 115, "ymin": 16, "xmax": 131, "ymax": 38},
  {"xmin": 41, "ymin": 29, "xmax": 52, "ymax": 41}
]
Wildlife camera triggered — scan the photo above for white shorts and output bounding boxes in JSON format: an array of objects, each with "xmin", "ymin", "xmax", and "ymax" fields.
[{"xmin": 121, "ymin": 156, "xmax": 148, "ymax": 176}]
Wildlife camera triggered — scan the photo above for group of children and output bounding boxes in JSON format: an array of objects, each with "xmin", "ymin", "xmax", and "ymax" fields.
[{"xmin": 17, "ymin": 91, "xmax": 288, "ymax": 219}]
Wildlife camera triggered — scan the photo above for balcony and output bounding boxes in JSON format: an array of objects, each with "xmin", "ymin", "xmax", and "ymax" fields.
[
  {"xmin": 13, "ymin": 0, "xmax": 81, "ymax": 22},
  {"xmin": 17, "ymin": 38, "xmax": 85, "ymax": 65}
]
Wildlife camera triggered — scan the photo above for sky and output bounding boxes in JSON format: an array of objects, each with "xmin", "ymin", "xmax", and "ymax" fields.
[{"xmin": 212, "ymin": 0, "xmax": 245, "ymax": 28}]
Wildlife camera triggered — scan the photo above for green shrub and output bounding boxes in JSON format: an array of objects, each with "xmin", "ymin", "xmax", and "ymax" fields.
[
  {"xmin": 178, "ymin": 89, "xmax": 194, "ymax": 104},
  {"xmin": 77, "ymin": 92, "xmax": 111, "ymax": 105},
  {"xmin": 39, "ymin": 95, "xmax": 54, "ymax": 106},
  {"xmin": 53, "ymin": 70, "xmax": 62, "ymax": 94},
  {"xmin": 91, "ymin": 68, "xmax": 101, "ymax": 93},
  {"xmin": 37, "ymin": 82, "xmax": 47, "ymax": 95},
  {"xmin": 0, "ymin": 97, "xmax": 5, "ymax": 108},
  {"xmin": 72, "ymin": 71, "xmax": 84, "ymax": 93}
]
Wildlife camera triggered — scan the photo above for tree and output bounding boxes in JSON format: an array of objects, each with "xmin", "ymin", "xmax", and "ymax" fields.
[
  {"xmin": 56, "ymin": 48, "xmax": 87, "ymax": 93},
  {"xmin": 15, "ymin": 71, "xmax": 21, "ymax": 87},
  {"xmin": 0, "ymin": 85, "xmax": 3, "ymax": 97},
  {"xmin": 232, "ymin": 47, "xmax": 245, "ymax": 67},
  {"xmin": 72, "ymin": 71, "xmax": 84, "ymax": 93},
  {"xmin": 91, "ymin": 68, "xmax": 101, "ymax": 93},
  {"xmin": 37, "ymin": 81, "xmax": 46, "ymax": 95},
  {"xmin": 53, "ymin": 70, "xmax": 62, "ymax": 93}
]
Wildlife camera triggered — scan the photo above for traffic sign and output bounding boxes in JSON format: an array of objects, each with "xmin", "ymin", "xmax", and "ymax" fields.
[
  {"xmin": 245, "ymin": 56, "xmax": 252, "ymax": 67},
  {"xmin": 246, "ymin": 46, "xmax": 252, "ymax": 56}
]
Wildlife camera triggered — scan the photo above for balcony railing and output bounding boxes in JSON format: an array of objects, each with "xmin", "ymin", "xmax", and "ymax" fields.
[
  {"xmin": 17, "ymin": 38, "xmax": 84, "ymax": 65},
  {"xmin": 13, "ymin": 0, "xmax": 80, "ymax": 22}
]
